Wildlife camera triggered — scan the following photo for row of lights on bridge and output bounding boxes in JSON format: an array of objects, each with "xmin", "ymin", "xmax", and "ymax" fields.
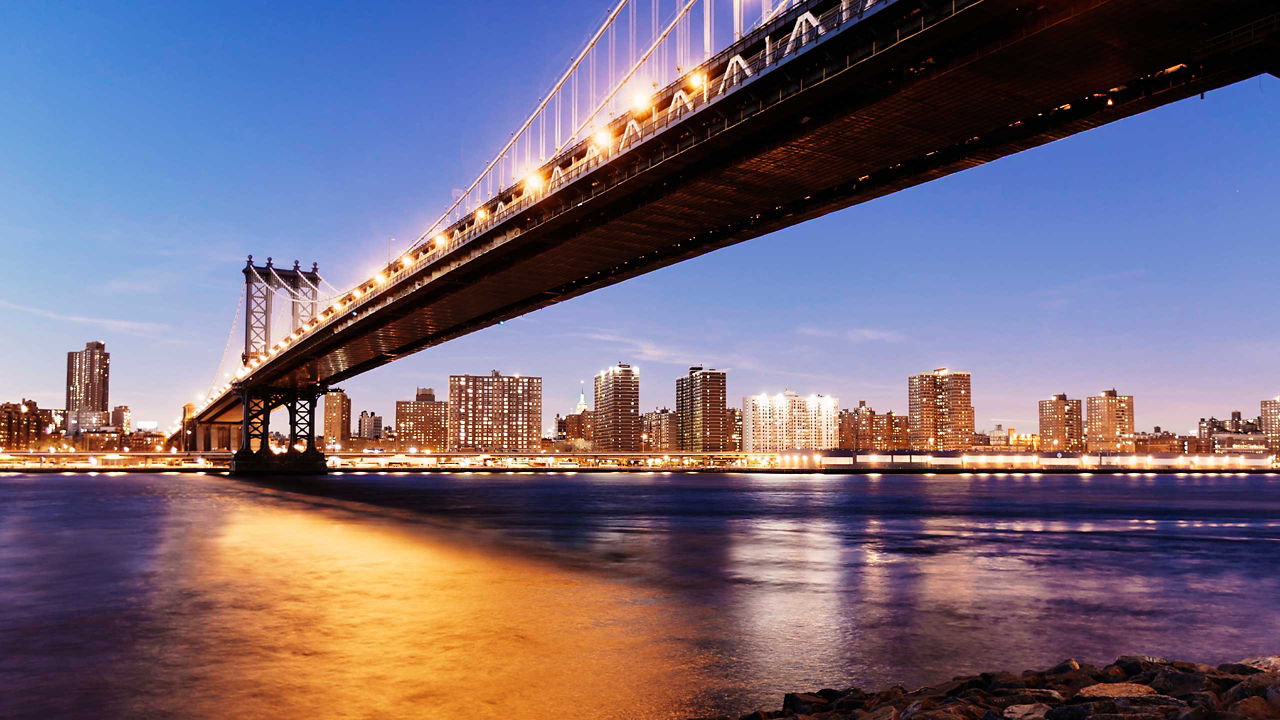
[{"xmin": 195, "ymin": 71, "xmax": 712, "ymax": 417}]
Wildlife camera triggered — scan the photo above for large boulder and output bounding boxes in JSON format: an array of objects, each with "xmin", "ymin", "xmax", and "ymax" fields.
[
  {"xmin": 1223, "ymin": 673, "xmax": 1280, "ymax": 707},
  {"xmin": 1076, "ymin": 684, "xmax": 1157, "ymax": 699},
  {"xmin": 783, "ymin": 693, "xmax": 832, "ymax": 715},
  {"xmin": 1226, "ymin": 696, "xmax": 1280, "ymax": 720},
  {"xmin": 1005, "ymin": 704, "xmax": 1054, "ymax": 720},
  {"xmin": 1150, "ymin": 669, "xmax": 1213, "ymax": 697},
  {"xmin": 1240, "ymin": 660, "xmax": 1280, "ymax": 674}
]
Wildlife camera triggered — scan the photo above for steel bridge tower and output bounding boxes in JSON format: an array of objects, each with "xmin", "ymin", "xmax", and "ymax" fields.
[{"xmin": 230, "ymin": 255, "xmax": 327, "ymax": 475}]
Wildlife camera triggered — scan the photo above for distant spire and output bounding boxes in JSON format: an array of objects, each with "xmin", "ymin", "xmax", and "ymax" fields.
[{"xmin": 574, "ymin": 379, "xmax": 588, "ymax": 414}]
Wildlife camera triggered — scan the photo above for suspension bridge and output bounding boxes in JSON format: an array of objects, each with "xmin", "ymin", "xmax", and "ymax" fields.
[{"xmin": 181, "ymin": 0, "xmax": 1279, "ymax": 474}]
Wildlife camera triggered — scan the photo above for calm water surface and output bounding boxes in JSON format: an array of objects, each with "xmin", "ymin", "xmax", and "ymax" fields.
[{"xmin": 1, "ymin": 471, "xmax": 1278, "ymax": 719}]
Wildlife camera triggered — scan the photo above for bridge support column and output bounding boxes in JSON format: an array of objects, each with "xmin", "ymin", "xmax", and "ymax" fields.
[{"xmin": 230, "ymin": 386, "xmax": 327, "ymax": 476}]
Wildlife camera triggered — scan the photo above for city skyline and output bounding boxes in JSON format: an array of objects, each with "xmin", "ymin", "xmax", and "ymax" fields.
[{"xmin": 1, "ymin": 4, "xmax": 1278, "ymax": 434}]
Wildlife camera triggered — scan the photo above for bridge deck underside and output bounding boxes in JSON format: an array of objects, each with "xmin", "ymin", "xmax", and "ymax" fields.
[{"xmin": 198, "ymin": 0, "xmax": 1276, "ymax": 423}]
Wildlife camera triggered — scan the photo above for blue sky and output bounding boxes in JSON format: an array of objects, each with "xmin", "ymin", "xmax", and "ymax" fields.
[{"xmin": 1, "ymin": 2, "xmax": 1277, "ymax": 434}]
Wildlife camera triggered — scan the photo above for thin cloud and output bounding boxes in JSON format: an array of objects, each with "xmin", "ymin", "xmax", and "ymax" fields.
[
  {"xmin": 1036, "ymin": 269, "xmax": 1147, "ymax": 310},
  {"xmin": 798, "ymin": 326, "xmax": 904, "ymax": 343},
  {"xmin": 0, "ymin": 300, "xmax": 172, "ymax": 337},
  {"xmin": 573, "ymin": 330, "xmax": 764, "ymax": 371}
]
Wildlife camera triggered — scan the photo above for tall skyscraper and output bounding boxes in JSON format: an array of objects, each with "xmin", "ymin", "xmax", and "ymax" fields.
[
  {"xmin": 396, "ymin": 387, "xmax": 448, "ymax": 451},
  {"xmin": 1039, "ymin": 393, "xmax": 1084, "ymax": 452},
  {"xmin": 838, "ymin": 401, "xmax": 909, "ymax": 451},
  {"xmin": 741, "ymin": 390, "xmax": 839, "ymax": 452},
  {"xmin": 66, "ymin": 341, "xmax": 110, "ymax": 435},
  {"xmin": 110, "ymin": 405, "xmax": 133, "ymax": 434},
  {"xmin": 357, "ymin": 410, "xmax": 383, "ymax": 440},
  {"xmin": 676, "ymin": 366, "xmax": 728, "ymax": 452},
  {"xmin": 1260, "ymin": 397, "xmax": 1280, "ymax": 455},
  {"xmin": 1086, "ymin": 389, "xmax": 1135, "ymax": 452},
  {"xmin": 907, "ymin": 368, "xmax": 975, "ymax": 451},
  {"xmin": 323, "ymin": 390, "xmax": 352, "ymax": 447},
  {"xmin": 448, "ymin": 371, "xmax": 542, "ymax": 452},
  {"xmin": 593, "ymin": 363, "xmax": 640, "ymax": 452}
]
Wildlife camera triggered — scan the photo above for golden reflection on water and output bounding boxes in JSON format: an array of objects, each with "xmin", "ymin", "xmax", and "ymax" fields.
[{"xmin": 135, "ymin": 501, "xmax": 712, "ymax": 719}]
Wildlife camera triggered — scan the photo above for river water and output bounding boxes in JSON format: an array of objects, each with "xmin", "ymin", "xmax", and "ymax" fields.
[{"xmin": 1, "ymin": 471, "xmax": 1278, "ymax": 719}]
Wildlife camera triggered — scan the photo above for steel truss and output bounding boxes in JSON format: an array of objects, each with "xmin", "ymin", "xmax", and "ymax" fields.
[{"xmin": 241, "ymin": 256, "xmax": 321, "ymax": 364}]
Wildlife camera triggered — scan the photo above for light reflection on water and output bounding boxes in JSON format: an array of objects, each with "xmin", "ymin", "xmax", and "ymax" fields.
[{"xmin": 1, "ymin": 472, "xmax": 1278, "ymax": 719}]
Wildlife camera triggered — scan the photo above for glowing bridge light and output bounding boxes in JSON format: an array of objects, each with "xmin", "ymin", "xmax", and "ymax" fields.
[
  {"xmin": 400, "ymin": 255, "xmax": 412, "ymax": 268},
  {"xmin": 475, "ymin": 207, "xmax": 488, "ymax": 221},
  {"xmin": 632, "ymin": 92, "xmax": 651, "ymax": 113},
  {"xmin": 592, "ymin": 129, "xmax": 612, "ymax": 148},
  {"xmin": 689, "ymin": 72, "xmax": 705, "ymax": 88},
  {"xmin": 433, "ymin": 234, "xmax": 447, "ymax": 249},
  {"xmin": 524, "ymin": 173, "xmax": 544, "ymax": 192},
  {"xmin": 374, "ymin": 272, "xmax": 387, "ymax": 285}
]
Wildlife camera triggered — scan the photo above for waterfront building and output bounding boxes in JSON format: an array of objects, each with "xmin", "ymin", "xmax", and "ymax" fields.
[
  {"xmin": 726, "ymin": 407, "xmax": 743, "ymax": 451},
  {"xmin": 124, "ymin": 431, "xmax": 169, "ymax": 453},
  {"xmin": 564, "ymin": 409, "xmax": 594, "ymax": 447},
  {"xmin": 642, "ymin": 408, "xmax": 680, "ymax": 452},
  {"xmin": 1085, "ymin": 389, "xmax": 1135, "ymax": 452},
  {"xmin": 593, "ymin": 364, "xmax": 640, "ymax": 452},
  {"xmin": 396, "ymin": 387, "xmax": 448, "ymax": 451},
  {"xmin": 66, "ymin": 341, "xmax": 110, "ymax": 435},
  {"xmin": 907, "ymin": 368, "xmax": 975, "ymax": 452},
  {"xmin": 357, "ymin": 410, "xmax": 383, "ymax": 440},
  {"xmin": 1208, "ymin": 430, "xmax": 1268, "ymax": 454},
  {"xmin": 1039, "ymin": 393, "xmax": 1084, "ymax": 452},
  {"xmin": 838, "ymin": 401, "xmax": 909, "ymax": 451},
  {"xmin": 1200, "ymin": 411, "xmax": 1263, "ymax": 438},
  {"xmin": 676, "ymin": 366, "xmax": 728, "ymax": 451},
  {"xmin": 448, "ymin": 370, "xmax": 542, "ymax": 452},
  {"xmin": 1262, "ymin": 397, "xmax": 1280, "ymax": 455},
  {"xmin": 323, "ymin": 390, "xmax": 351, "ymax": 447},
  {"xmin": 1134, "ymin": 429, "xmax": 1199, "ymax": 454},
  {"xmin": 110, "ymin": 405, "xmax": 132, "ymax": 434},
  {"xmin": 0, "ymin": 400, "xmax": 45, "ymax": 451},
  {"xmin": 741, "ymin": 390, "xmax": 839, "ymax": 452}
]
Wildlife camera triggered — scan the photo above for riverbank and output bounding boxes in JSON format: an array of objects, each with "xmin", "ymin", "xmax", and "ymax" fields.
[
  {"xmin": 712, "ymin": 656, "xmax": 1280, "ymax": 720},
  {"xmin": 2, "ymin": 466, "xmax": 1277, "ymax": 476}
]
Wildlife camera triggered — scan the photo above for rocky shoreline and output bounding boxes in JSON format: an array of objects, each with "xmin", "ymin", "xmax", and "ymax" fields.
[{"xmin": 697, "ymin": 656, "xmax": 1280, "ymax": 720}]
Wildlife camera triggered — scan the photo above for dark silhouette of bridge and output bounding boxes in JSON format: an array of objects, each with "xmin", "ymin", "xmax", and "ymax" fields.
[{"xmin": 184, "ymin": 0, "xmax": 1279, "ymax": 474}]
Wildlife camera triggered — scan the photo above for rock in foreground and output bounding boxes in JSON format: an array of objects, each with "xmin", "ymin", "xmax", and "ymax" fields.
[{"xmin": 695, "ymin": 656, "xmax": 1280, "ymax": 720}]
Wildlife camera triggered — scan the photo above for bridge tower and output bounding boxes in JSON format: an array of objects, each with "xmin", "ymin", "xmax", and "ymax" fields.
[
  {"xmin": 241, "ymin": 256, "xmax": 320, "ymax": 364},
  {"xmin": 231, "ymin": 255, "xmax": 327, "ymax": 476}
]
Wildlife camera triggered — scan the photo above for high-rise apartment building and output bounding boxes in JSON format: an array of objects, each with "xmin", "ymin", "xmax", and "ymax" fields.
[
  {"xmin": 110, "ymin": 405, "xmax": 133, "ymax": 434},
  {"xmin": 66, "ymin": 341, "xmax": 110, "ymax": 435},
  {"xmin": 357, "ymin": 411, "xmax": 383, "ymax": 440},
  {"xmin": 1261, "ymin": 397, "xmax": 1280, "ymax": 455},
  {"xmin": 1085, "ymin": 389, "xmax": 1135, "ymax": 452},
  {"xmin": 593, "ymin": 363, "xmax": 640, "ymax": 452},
  {"xmin": 741, "ymin": 390, "xmax": 839, "ymax": 452},
  {"xmin": 676, "ymin": 366, "xmax": 728, "ymax": 451},
  {"xmin": 641, "ymin": 408, "xmax": 680, "ymax": 452},
  {"xmin": 907, "ymin": 368, "xmax": 975, "ymax": 451},
  {"xmin": 838, "ymin": 401, "xmax": 910, "ymax": 451},
  {"xmin": 448, "ymin": 371, "xmax": 542, "ymax": 452},
  {"xmin": 396, "ymin": 387, "xmax": 448, "ymax": 451},
  {"xmin": 323, "ymin": 390, "xmax": 351, "ymax": 447},
  {"xmin": 1039, "ymin": 393, "xmax": 1083, "ymax": 452}
]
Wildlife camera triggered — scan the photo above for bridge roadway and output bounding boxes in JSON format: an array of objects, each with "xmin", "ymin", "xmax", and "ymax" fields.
[{"xmin": 193, "ymin": 0, "xmax": 1278, "ymax": 449}]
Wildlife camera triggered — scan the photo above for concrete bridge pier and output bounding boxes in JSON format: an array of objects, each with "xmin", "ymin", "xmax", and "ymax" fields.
[{"xmin": 229, "ymin": 386, "xmax": 327, "ymax": 476}]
